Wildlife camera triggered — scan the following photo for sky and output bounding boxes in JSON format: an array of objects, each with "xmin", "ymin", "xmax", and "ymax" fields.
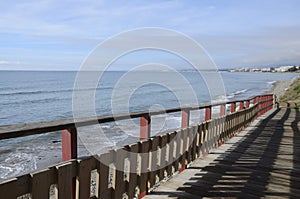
[{"xmin": 0, "ymin": 0, "xmax": 300, "ymax": 71}]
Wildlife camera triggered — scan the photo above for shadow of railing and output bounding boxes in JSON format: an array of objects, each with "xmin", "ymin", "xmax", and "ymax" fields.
[
  {"xmin": 151, "ymin": 108, "xmax": 300, "ymax": 198},
  {"xmin": 291, "ymin": 108, "xmax": 300, "ymax": 197}
]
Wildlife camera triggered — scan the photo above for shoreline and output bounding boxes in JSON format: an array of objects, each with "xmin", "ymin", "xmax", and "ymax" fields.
[{"xmin": 266, "ymin": 76, "xmax": 299, "ymax": 99}]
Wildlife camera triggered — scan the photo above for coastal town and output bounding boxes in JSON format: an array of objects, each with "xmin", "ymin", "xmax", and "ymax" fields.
[{"xmin": 228, "ymin": 65, "xmax": 300, "ymax": 73}]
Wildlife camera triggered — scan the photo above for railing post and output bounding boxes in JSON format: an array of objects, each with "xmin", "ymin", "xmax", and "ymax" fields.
[
  {"xmin": 240, "ymin": 101, "xmax": 244, "ymax": 110},
  {"xmin": 258, "ymin": 96, "xmax": 263, "ymax": 116},
  {"xmin": 220, "ymin": 104, "xmax": 225, "ymax": 116},
  {"xmin": 140, "ymin": 115, "xmax": 151, "ymax": 140},
  {"xmin": 270, "ymin": 95, "xmax": 274, "ymax": 110},
  {"xmin": 246, "ymin": 100, "xmax": 250, "ymax": 108},
  {"xmin": 230, "ymin": 102, "xmax": 236, "ymax": 113},
  {"xmin": 181, "ymin": 109, "xmax": 190, "ymax": 128},
  {"xmin": 262, "ymin": 96, "xmax": 267, "ymax": 114},
  {"xmin": 61, "ymin": 127, "xmax": 77, "ymax": 199},
  {"xmin": 205, "ymin": 106, "xmax": 212, "ymax": 120},
  {"xmin": 270, "ymin": 95, "xmax": 273, "ymax": 109},
  {"xmin": 62, "ymin": 127, "xmax": 78, "ymax": 161},
  {"xmin": 263, "ymin": 96, "xmax": 266, "ymax": 113},
  {"xmin": 266, "ymin": 96, "xmax": 269, "ymax": 112}
]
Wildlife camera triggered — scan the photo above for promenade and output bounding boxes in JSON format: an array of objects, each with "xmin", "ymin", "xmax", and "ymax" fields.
[
  {"xmin": 0, "ymin": 94, "xmax": 285, "ymax": 198},
  {"xmin": 145, "ymin": 108, "xmax": 300, "ymax": 198}
]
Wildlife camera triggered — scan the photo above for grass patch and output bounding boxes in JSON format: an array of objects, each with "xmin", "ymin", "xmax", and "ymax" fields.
[
  {"xmin": 280, "ymin": 77, "xmax": 300, "ymax": 104},
  {"xmin": 293, "ymin": 84, "xmax": 300, "ymax": 94}
]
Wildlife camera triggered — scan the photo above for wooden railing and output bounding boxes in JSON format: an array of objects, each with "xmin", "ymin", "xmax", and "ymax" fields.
[{"xmin": 0, "ymin": 94, "xmax": 274, "ymax": 199}]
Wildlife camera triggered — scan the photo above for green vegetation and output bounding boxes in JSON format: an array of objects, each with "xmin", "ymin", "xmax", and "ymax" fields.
[{"xmin": 280, "ymin": 77, "xmax": 300, "ymax": 104}]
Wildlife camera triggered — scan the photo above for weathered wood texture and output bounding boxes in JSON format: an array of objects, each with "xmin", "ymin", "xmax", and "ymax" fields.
[
  {"xmin": 144, "ymin": 108, "xmax": 300, "ymax": 198},
  {"xmin": 0, "ymin": 95, "xmax": 274, "ymax": 199}
]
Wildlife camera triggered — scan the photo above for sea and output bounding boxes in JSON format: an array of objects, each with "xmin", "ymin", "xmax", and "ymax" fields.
[{"xmin": 0, "ymin": 70, "xmax": 298, "ymax": 180}]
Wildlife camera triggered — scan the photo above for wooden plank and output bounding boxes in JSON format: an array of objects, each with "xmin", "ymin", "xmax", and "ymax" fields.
[
  {"xmin": 167, "ymin": 131, "xmax": 176, "ymax": 176},
  {"xmin": 190, "ymin": 126, "xmax": 198, "ymax": 161},
  {"xmin": 139, "ymin": 140, "xmax": 152, "ymax": 195},
  {"xmin": 97, "ymin": 151, "xmax": 114, "ymax": 199},
  {"xmin": 186, "ymin": 127, "xmax": 193, "ymax": 164},
  {"xmin": 77, "ymin": 157, "xmax": 96, "ymax": 199},
  {"xmin": 210, "ymin": 119, "xmax": 217, "ymax": 148},
  {"xmin": 57, "ymin": 161, "xmax": 76, "ymax": 199},
  {"xmin": 204, "ymin": 121, "xmax": 210, "ymax": 153},
  {"xmin": 196, "ymin": 123, "xmax": 204, "ymax": 156},
  {"xmin": 31, "ymin": 167, "xmax": 56, "ymax": 199},
  {"xmin": 0, "ymin": 175, "xmax": 33, "ymax": 199},
  {"xmin": 173, "ymin": 130, "xmax": 181, "ymax": 172},
  {"xmin": 158, "ymin": 134, "xmax": 168, "ymax": 181},
  {"xmin": 127, "ymin": 142, "xmax": 139, "ymax": 198},
  {"xmin": 0, "ymin": 178, "xmax": 19, "ymax": 198},
  {"xmin": 114, "ymin": 148, "xmax": 126, "ymax": 198},
  {"xmin": 149, "ymin": 137, "xmax": 159, "ymax": 187},
  {"xmin": 180, "ymin": 128, "xmax": 188, "ymax": 170}
]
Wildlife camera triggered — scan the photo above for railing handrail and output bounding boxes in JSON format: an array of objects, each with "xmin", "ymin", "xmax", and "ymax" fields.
[
  {"xmin": 0, "ymin": 94, "xmax": 275, "ymax": 199},
  {"xmin": 0, "ymin": 94, "xmax": 274, "ymax": 140}
]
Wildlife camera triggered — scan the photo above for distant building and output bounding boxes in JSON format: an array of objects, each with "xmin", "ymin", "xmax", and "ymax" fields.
[
  {"xmin": 275, "ymin": 65, "xmax": 297, "ymax": 72},
  {"xmin": 227, "ymin": 65, "xmax": 300, "ymax": 73}
]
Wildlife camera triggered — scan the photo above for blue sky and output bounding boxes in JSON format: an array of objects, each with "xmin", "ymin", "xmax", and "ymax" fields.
[{"xmin": 0, "ymin": 0, "xmax": 300, "ymax": 70}]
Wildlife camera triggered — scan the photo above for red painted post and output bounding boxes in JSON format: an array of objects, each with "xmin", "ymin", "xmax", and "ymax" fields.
[
  {"xmin": 263, "ymin": 96, "xmax": 266, "ymax": 113},
  {"xmin": 268, "ymin": 95, "xmax": 271, "ymax": 110},
  {"xmin": 240, "ymin": 101, "xmax": 244, "ymax": 110},
  {"xmin": 205, "ymin": 106, "xmax": 212, "ymax": 121},
  {"xmin": 253, "ymin": 97, "xmax": 257, "ymax": 104},
  {"xmin": 220, "ymin": 104, "xmax": 225, "ymax": 116},
  {"xmin": 140, "ymin": 115, "xmax": 151, "ymax": 140},
  {"xmin": 181, "ymin": 109, "xmax": 190, "ymax": 128},
  {"xmin": 62, "ymin": 127, "xmax": 78, "ymax": 161},
  {"xmin": 268, "ymin": 95, "xmax": 271, "ymax": 111},
  {"xmin": 230, "ymin": 102, "xmax": 236, "ymax": 113},
  {"xmin": 246, "ymin": 100, "xmax": 250, "ymax": 108},
  {"xmin": 270, "ymin": 95, "xmax": 274, "ymax": 110},
  {"xmin": 264, "ymin": 96, "xmax": 267, "ymax": 113},
  {"xmin": 270, "ymin": 95, "xmax": 272, "ymax": 109},
  {"xmin": 61, "ymin": 127, "xmax": 77, "ymax": 199},
  {"xmin": 259, "ymin": 96, "xmax": 263, "ymax": 116}
]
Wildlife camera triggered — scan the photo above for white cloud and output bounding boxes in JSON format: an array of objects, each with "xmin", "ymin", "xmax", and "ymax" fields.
[
  {"xmin": 0, "ymin": 1, "xmax": 300, "ymax": 70},
  {"xmin": 0, "ymin": 61, "xmax": 21, "ymax": 65},
  {"xmin": 194, "ymin": 25, "xmax": 300, "ymax": 67}
]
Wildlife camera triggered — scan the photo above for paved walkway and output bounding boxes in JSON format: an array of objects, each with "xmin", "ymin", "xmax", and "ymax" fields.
[{"xmin": 144, "ymin": 108, "xmax": 300, "ymax": 198}]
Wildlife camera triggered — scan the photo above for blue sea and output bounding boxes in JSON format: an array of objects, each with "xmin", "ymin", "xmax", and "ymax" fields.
[{"xmin": 0, "ymin": 70, "xmax": 298, "ymax": 180}]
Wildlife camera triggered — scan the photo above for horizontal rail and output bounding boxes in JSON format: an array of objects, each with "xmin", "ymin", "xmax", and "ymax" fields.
[
  {"xmin": 0, "ymin": 94, "xmax": 274, "ymax": 140},
  {"xmin": 0, "ymin": 99, "xmax": 269, "ymax": 199}
]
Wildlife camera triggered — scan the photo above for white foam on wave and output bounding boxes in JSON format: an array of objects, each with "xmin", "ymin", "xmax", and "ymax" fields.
[
  {"xmin": 211, "ymin": 95, "xmax": 229, "ymax": 104},
  {"xmin": 234, "ymin": 89, "xmax": 248, "ymax": 95},
  {"xmin": 267, "ymin": 81, "xmax": 277, "ymax": 84},
  {"xmin": 0, "ymin": 152, "xmax": 37, "ymax": 180},
  {"xmin": 226, "ymin": 94, "xmax": 235, "ymax": 99},
  {"xmin": 223, "ymin": 89, "xmax": 249, "ymax": 101}
]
